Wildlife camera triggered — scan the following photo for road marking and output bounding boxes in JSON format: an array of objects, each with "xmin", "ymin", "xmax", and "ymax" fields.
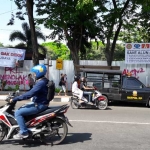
[{"xmin": 70, "ymin": 120, "xmax": 150, "ymax": 125}]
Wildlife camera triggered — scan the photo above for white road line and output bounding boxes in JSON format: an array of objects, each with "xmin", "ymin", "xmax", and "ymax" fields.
[{"xmin": 70, "ymin": 120, "xmax": 150, "ymax": 125}]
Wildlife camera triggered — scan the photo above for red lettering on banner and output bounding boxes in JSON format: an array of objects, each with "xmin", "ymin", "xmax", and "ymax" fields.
[
  {"xmin": 0, "ymin": 67, "xmax": 27, "ymax": 86},
  {"xmin": 122, "ymin": 68, "xmax": 145, "ymax": 79},
  {"xmin": 142, "ymin": 44, "xmax": 150, "ymax": 49},
  {"xmin": 5, "ymin": 67, "xmax": 22, "ymax": 74},
  {"xmin": 11, "ymin": 53, "xmax": 22, "ymax": 57},
  {"xmin": 1, "ymin": 52, "xmax": 10, "ymax": 56}
]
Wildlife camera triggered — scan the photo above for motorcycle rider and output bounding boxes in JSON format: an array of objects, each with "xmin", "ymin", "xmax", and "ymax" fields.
[
  {"xmin": 80, "ymin": 77, "xmax": 94, "ymax": 91},
  {"xmin": 10, "ymin": 64, "xmax": 49, "ymax": 139},
  {"xmin": 72, "ymin": 75, "xmax": 88, "ymax": 104},
  {"xmin": 80, "ymin": 77, "xmax": 95, "ymax": 105}
]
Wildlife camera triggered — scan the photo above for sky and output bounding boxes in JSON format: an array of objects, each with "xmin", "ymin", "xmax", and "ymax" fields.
[{"xmin": 0, "ymin": 0, "xmax": 52, "ymax": 46}]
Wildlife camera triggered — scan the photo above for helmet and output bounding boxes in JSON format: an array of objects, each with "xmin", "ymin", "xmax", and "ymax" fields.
[
  {"xmin": 74, "ymin": 75, "xmax": 80, "ymax": 81},
  {"xmin": 31, "ymin": 64, "xmax": 47, "ymax": 78}
]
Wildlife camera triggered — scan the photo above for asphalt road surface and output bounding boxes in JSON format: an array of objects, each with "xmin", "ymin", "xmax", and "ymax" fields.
[{"xmin": 0, "ymin": 101, "xmax": 150, "ymax": 150}]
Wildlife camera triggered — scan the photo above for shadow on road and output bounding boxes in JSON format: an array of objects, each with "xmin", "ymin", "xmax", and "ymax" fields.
[
  {"xmin": 0, "ymin": 133, "xmax": 92, "ymax": 147},
  {"xmin": 62, "ymin": 133, "xmax": 92, "ymax": 144},
  {"xmin": 108, "ymin": 101, "xmax": 147, "ymax": 108}
]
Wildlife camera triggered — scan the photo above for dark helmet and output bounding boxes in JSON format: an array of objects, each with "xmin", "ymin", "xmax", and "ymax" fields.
[
  {"xmin": 74, "ymin": 75, "xmax": 80, "ymax": 81},
  {"xmin": 31, "ymin": 64, "xmax": 47, "ymax": 78}
]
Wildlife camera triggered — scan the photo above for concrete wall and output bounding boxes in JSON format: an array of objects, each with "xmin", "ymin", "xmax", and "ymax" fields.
[{"xmin": 0, "ymin": 60, "xmax": 150, "ymax": 91}]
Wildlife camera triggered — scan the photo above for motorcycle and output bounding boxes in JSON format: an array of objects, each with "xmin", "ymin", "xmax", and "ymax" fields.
[
  {"xmin": 0, "ymin": 91, "xmax": 72, "ymax": 145},
  {"xmin": 70, "ymin": 88, "xmax": 108, "ymax": 110}
]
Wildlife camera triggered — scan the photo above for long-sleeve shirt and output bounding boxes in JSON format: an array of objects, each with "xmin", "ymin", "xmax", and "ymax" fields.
[{"xmin": 13, "ymin": 78, "xmax": 49, "ymax": 105}]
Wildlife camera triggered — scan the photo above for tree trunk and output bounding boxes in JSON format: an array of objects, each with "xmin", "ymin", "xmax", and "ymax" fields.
[
  {"xmin": 67, "ymin": 42, "xmax": 79, "ymax": 74},
  {"xmin": 105, "ymin": 37, "xmax": 112, "ymax": 66},
  {"xmin": 26, "ymin": 0, "xmax": 39, "ymax": 66}
]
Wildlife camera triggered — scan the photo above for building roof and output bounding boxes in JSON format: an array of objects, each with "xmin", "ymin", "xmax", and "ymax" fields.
[{"xmin": 80, "ymin": 68, "xmax": 122, "ymax": 74}]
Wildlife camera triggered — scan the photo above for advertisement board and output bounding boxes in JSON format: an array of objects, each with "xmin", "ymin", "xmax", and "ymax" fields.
[
  {"xmin": 0, "ymin": 48, "xmax": 26, "ymax": 67},
  {"xmin": 125, "ymin": 43, "xmax": 150, "ymax": 64}
]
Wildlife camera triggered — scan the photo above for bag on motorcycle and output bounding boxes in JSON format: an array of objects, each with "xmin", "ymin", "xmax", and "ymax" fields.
[{"xmin": 47, "ymin": 80, "xmax": 55, "ymax": 102}]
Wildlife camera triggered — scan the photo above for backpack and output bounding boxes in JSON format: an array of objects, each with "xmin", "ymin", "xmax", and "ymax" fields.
[
  {"xmin": 59, "ymin": 80, "xmax": 62, "ymax": 86},
  {"xmin": 47, "ymin": 80, "xmax": 55, "ymax": 102}
]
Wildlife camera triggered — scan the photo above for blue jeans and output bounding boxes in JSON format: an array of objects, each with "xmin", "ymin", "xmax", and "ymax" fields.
[{"xmin": 15, "ymin": 102, "xmax": 48, "ymax": 135}]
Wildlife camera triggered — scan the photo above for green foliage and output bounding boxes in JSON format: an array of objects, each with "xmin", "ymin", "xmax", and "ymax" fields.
[
  {"xmin": 15, "ymin": 84, "xmax": 20, "ymax": 91},
  {"xmin": 9, "ymin": 22, "xmax": 46, "ymax": 54},
  {"xmin": 12, "ymin": 0, "xmax": 150, "ymax": 65},
  {"xmin": 55, "ymin": 87, "xmax": 61, "ymax": 93},
  {"xmin": 80, "ymin": 41, "xmax": 106, "ymax": 60},
  {"xmin": 0, "ymin": 42, "xmax": 4, "ymax": 47},
  {"xmin": 7, "ymin": 86, "xmax": 13, "ymax": 91},
  {"xmin": 113, "ymin": 44, "xmax": 125, "ymax": 61},
  {"xmin": 36, "ymin": 0, "xmax": 103, "ymax": 66},
  {"xmin": 42, "ymin": 42, "xmax": 70, "ymax": 60}
]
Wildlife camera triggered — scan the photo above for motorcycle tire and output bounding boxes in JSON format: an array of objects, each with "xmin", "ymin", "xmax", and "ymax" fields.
[
  {"xmin": 43, "ymin": 118, "xmax": 68, "ymax": 145},
  {"xmin": 0, "ymin": 122, "xmax": 7, "ymax": 142},
  {"xmin": 97, "ymin": 96, "xmax": 108, "ymax": 110},
  {"xmin": 70, "ymin": 97, "xmax": 79, "ymax": 109}
]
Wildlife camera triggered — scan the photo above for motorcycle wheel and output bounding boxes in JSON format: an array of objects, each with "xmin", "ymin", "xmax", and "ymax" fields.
[
  {"xmin": 70, "ymin": 97, "xmax": 79, "ymax": 109},
  {"xmin": 0, "ymin": 123, "xmax": 7, "ymax": 142},
  {"xmin": 43, "ymin": 118, "xmax": 68, "ymax": 145},
  {"xmin": 97, "ymin": 96, "xmax": 108, "ymax": 110}
]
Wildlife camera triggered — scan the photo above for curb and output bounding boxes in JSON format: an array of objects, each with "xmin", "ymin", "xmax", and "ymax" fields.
[
  {"xmin": 0, "ymin": 91, "xmax": 72, "ymax": 102},
  {"xmin": 0, "ymin": 95, "xmax": 71, "ymax": 102}
]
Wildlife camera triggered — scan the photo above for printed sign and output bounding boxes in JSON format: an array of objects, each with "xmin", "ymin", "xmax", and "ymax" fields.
[
  {"xmin": 125, "ymin": 43, "xmax": 150, "ymax": 64},
  {"xmin": 56, "ymin": 58, "xmax": 63, "ymax": 70},
  {"xmin": 0, "ymin": 48, "xmax": 25, "ymax": 67}
]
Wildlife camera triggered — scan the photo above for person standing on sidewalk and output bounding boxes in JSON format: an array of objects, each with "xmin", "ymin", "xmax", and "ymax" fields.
[
  {"xmin": 28, "ymin": 74, "xmax": 35, "ymax": 90},
  {"xmin": 64, "ymin": 74, "xmax": 68, "ymax": 92},
  {"xmin": 58, "ymin": 73, "xmax": 67, "ymax": 96}
]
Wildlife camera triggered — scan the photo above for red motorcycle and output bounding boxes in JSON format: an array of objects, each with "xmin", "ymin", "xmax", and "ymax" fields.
[
  {"xmin": 70, "ymin": 87, "xmax": 108, "ymax": 110},
  {"xmin": 0, "ymin": 91, "xmax": 72, "ymax": 145}
]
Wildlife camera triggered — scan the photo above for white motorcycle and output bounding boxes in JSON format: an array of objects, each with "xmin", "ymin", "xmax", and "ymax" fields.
[
  {"xmin": 70, "ymin": 87, "xmax": 108, "ymax": 110},
  {"xmin": 0, "ymin": 91, "xmax": 72, "ymax": 145}
]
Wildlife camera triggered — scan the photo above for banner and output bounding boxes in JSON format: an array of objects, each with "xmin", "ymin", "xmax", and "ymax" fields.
[
  {"xmin": 125, "ymin": 43, "xmax": 150, "ymax": 64},
  {"xmin": 0, "ymin": 48, "xmax": 26, "ymax": 67}
]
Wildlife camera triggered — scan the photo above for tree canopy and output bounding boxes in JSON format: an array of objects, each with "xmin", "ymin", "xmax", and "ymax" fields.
[{"xmin": 10, "ymin": 0, "xmax": 150, "ymax": 70}]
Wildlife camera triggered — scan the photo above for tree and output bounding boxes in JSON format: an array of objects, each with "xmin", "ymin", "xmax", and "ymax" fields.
[
  {"xmin": 12, "ymin": 0, "xmax": 39, "ymax": 65},
  {"xmin": 0, "ymin": 42, "xmax": 4, "ymax": 47},
  {"xmin": 42, "ymin": 42, "xmax": 70, "ymax": 60},
  {"xmin": 36, "ymin": 0, "xmax": 103, "ymax": 72},
  {"xmin": 9, "ymin": 22, "xmax": 46, "ymax": 55},
  {"xmin": 80, "ymin": 41, "xmax": 106, "ymax": 60}
]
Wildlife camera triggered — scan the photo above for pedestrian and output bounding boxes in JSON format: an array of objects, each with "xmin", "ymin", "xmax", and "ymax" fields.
[
  {"xmin": 28, "ymin": 73, "xmax": 35, "ymax": 90},
  {"xmin": 10, "ymin": 64, "xmax": 49, "ymax": 139},
  {"xmin": 64, "ymin": 74, "xmax": 68, "ymax": 92},
  {"xmin": 58, "ymin": 73, "xmax": 67, "ymax": 96}
]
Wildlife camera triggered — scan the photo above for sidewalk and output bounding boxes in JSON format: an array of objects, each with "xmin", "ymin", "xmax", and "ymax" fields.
[{"xmin": 0, "ymin": 92, "xmax": 71, "ymax": 102}]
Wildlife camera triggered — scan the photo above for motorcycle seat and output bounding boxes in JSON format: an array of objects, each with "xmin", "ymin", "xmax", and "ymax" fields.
[
  {"xmin": 83, "ymin": 91, "xmax": 93, "ymax": 95},
  {"xmin": 24, "ymin": 106, "xmax": 63, "ymax": 121}
]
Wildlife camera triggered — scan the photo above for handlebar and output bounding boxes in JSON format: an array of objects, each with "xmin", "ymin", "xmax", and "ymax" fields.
[{"xmin": 5, "ymin": 90, "xmax": 20, "ymax": 103}]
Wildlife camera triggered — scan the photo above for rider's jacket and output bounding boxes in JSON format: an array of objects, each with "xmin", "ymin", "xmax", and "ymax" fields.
[{"xmin": 13, "ymin": 78, "xmax": 49, "ymax": 105}]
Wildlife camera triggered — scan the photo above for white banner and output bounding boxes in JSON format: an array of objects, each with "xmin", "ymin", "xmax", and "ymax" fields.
[
  {"xmin": 125, "ymin": 43, "xmax": 150, "ymax": 64},
  {"xmin": 0, "ymin": 48, "xmax": 26, "ymax": 67}
]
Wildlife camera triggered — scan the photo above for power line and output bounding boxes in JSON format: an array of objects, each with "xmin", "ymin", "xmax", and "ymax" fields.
[
  {"xmin": 0, "ymin": 28, "xmax": 51, "ymax": 32},
  {"xmin": 0, "ymin": 8, "xmax": 18, "ymax": 16}
]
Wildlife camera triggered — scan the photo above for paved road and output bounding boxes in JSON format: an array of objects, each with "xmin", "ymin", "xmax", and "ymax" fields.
[{"xmin": 0, "ymin": 101, "xmax": 150, "ymax": 150}]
